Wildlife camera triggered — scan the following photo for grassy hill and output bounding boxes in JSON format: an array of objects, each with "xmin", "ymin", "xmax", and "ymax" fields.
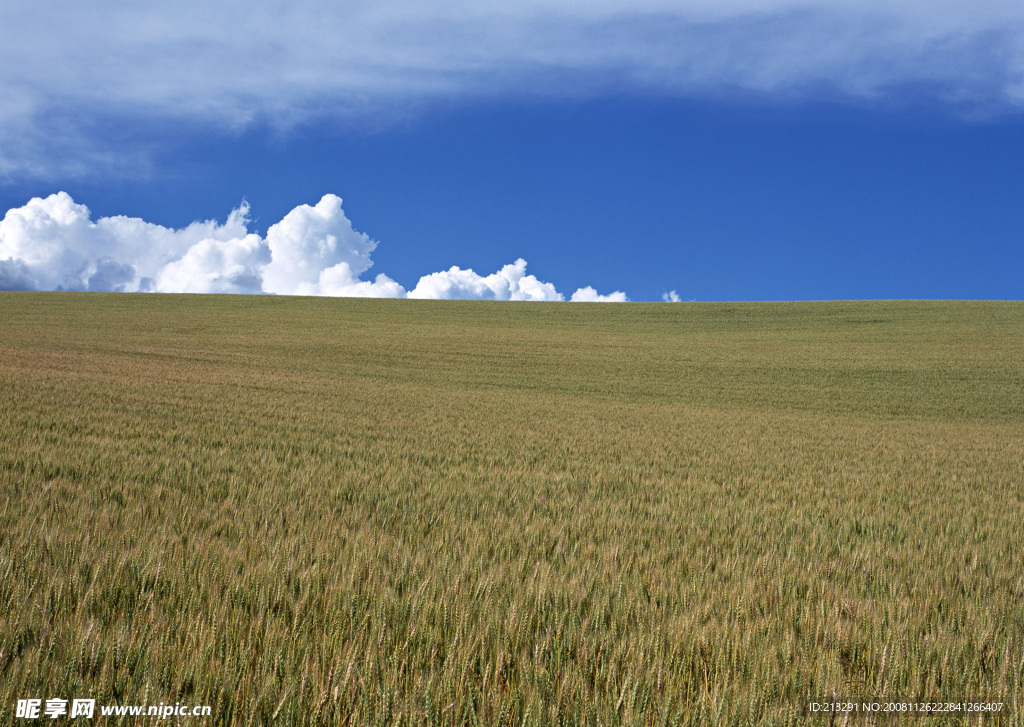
[{"xmin": 1, "ymin": 293, "xmax": 1021, "ymax": 725}]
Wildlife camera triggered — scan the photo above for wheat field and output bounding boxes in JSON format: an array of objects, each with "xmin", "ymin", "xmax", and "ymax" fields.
[{"xmin": 1, "ymin": 293, "xmax": 1021, "ymax": 725}]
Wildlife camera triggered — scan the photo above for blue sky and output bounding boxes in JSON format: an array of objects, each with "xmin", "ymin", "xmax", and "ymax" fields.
[{"xmin": 1, "ymin": 0, "xmax": 1022, "ymax": 301}]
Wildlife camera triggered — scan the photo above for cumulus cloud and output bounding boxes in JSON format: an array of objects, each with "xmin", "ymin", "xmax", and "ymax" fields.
[
  {"xmin": 0, "ymin": 193, "xmax": 624, "ymax": 301},
  {"xmin": 0, "ymin": 192, "xmax": 258, "ymax": 293},
  {"xmin": 4, "ymin": 0, "xmax": 1024, "ymax": 176},
  {"xmin": 262, "ymin": 195, "xmax": 405, "ymax": 297},
  {"xmin": 570, "ymin": 286, "xmax": 629, "ymax": 302},
  {"xmin": 154, "ymin": 235, "xmax": 269, "ymax": 294},
  {"xmin": 662, "ymin": 290, "xmax": 682, "ymax": 302},
  {"xmin": 0, "ymin": 259, "xmax": 37, "ymax": 291},
  {"xmin": 408, "ymin": 259, "xmax": 562, "ymax": 301}
]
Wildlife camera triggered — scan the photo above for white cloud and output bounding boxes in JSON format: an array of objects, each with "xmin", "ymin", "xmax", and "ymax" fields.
[
  {"xmin": 662, "ymin": 290, "xmax": 682, "ymax": 302},
  {"xmin": 0, "ymin": 193, "xmax": 623, "ymax": 301},
  {"xmin": 316, "ymin": 264, "xmax": 408, "ymax": 299},
  {"xmin": 3, "ymin": 0, "xmax": 1024, "ymax": 177},
  {"xmin": 408, "ymin": 258, "xmax": 563, "ymax": 301},
  {"xmin": 261, "ymin": 194, "xmax": 405, "ymax": 297},
  {"xmin": 0, "ymin": 191, "xmax": 256, "ymax": 292},
  {"xmin": 570, "ymin": 286, "xmax": 629, "ymax": 302},
  {"xmin": 154, "ymin": 235, "xmax": 269, "ymax": 294}
]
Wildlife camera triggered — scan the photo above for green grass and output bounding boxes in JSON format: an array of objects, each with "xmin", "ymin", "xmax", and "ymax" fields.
[{"xmin": 1, "ymin": 293, "xmax": 1022, "ymax": 725}]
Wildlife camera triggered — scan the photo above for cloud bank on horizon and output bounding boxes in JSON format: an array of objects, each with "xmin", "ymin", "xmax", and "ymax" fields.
[
  {"xmin": 3, "ymin": 0, "xmax": 1024, "ymax": 177},
  {"xmin": 0, "ymin": 193, "xmax": 628, "ymax": 301}
]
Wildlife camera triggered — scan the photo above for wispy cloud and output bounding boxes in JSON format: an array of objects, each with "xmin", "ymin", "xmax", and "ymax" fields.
[
  {"xmin": 0, "ymin": 193, "xmax": 626, "ymax": 301},
  {"xmin": 3, "ymin": 0, "xmax": 1024, "ymax": 177}
]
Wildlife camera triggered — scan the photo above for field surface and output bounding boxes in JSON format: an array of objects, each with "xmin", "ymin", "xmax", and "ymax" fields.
[{"xmin": 1, "ymin": 293, "xmax": 1022, "ymax": 725}]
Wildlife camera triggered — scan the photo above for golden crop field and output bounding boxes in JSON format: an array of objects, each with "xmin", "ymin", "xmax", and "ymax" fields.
[{"xmin": 1, "ymin": 293, "xmax": 1022, "ymax": 726}]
